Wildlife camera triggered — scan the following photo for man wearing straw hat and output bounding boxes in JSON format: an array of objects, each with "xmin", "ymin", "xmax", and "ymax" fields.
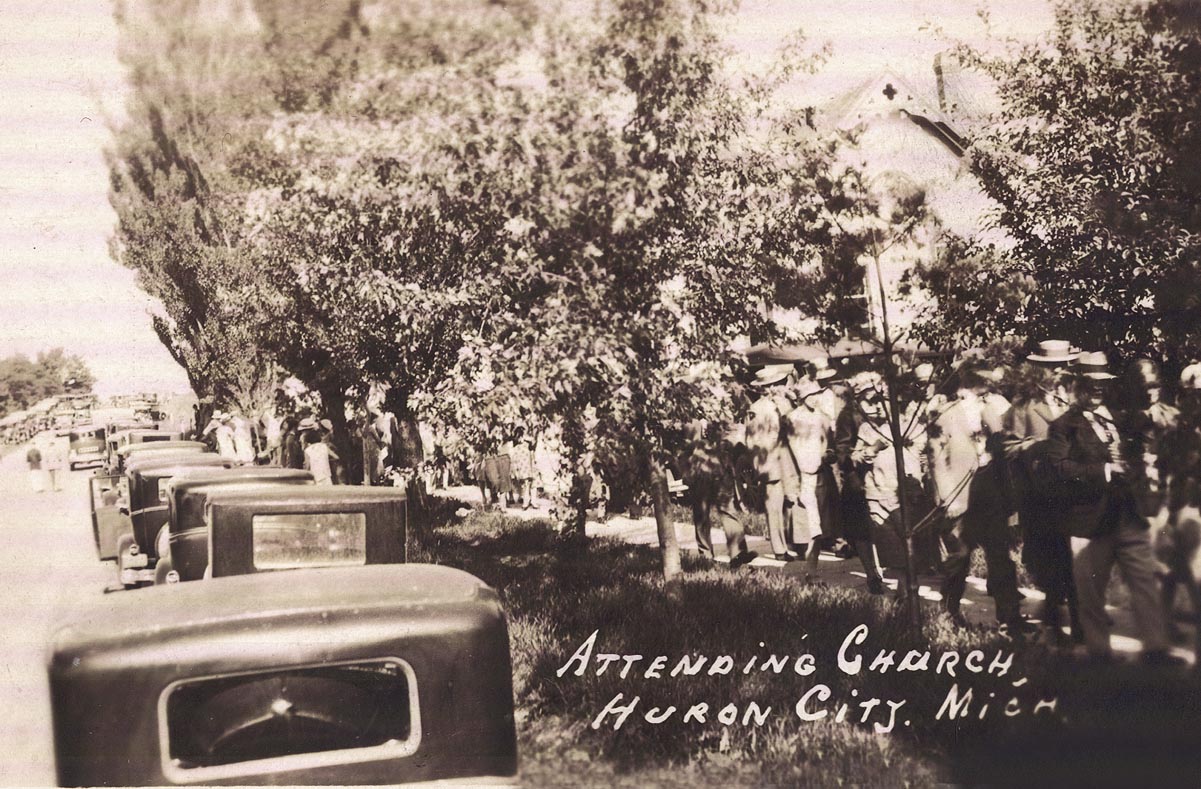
[
  {"xmin": 1047, "ymin": 351, "xmax": 1180, "ymax": 664},
  {"xmin": 1004, "ymin": 339, "xmax": 1082, "ymax": 644},
  {"xmin": 784, "ymin": 357, "xmax": 840, "ymax": 574},
  {"xmin": 746, "ymin": 363, "xmax": 801, "ymax": 561}
]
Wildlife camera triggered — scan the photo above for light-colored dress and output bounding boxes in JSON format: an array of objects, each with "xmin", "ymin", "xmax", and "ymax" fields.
[{"xmin": 304, "ymin": 442, "xmax": 334, "ymax": 485}]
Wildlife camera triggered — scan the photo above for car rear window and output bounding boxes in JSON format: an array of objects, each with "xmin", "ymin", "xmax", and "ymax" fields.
[
  {"xmin": 162, "ymin": 659, "xmax": 417, "ymax": 780},
  {"xmin": 251, "ymin": 512, "xmax": 367, "ymax": 570}
]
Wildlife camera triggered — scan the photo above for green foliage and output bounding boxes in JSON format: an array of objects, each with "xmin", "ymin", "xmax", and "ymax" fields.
[
  {"xmin": 0, "ymin": 349, "xmax": 95, "ymax": 416},
  {"xmin": 938, "ymin": 0, "xmax": 1201, "ymax": 359},
  {"xmin": 108, "ymin": 0, "xmax": 283, "ymax": 414}
]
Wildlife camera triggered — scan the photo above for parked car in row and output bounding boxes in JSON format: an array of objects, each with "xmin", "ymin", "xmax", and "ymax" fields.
[
  {"xmin": 103, "ymin": 428, "xmax": 185, "ymax": 473},
  {"xmin": 90, "ymin": 452, "xmax": 230, "ymax": 587},
  {"xmin": 49, "ymin": 564, "xmax": 518, "ymax": 786},
  {"xmin": 67, "ymin": 425, "xmax": 106, "ymax": 470},
  {"xmin": 159, "ymin": 466, "xmax": 316, "ymax": 583}
]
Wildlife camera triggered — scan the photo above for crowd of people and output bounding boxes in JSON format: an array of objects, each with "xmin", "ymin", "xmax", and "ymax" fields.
[
  {"xmin": 64, "ymin": 338, "xmax": 1196, "ymax": 663},
  {"xmin": 679, "ymin": 339, "xmax": 1200, "ymax": 663}
]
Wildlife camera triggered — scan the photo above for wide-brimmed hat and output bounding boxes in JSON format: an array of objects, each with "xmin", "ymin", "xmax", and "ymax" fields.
[
  {"xmin": 849, "ymin": 370, "xmax": 883, "ymax": 395},
  {"xmin": 297, "ymin": 416, "xmax": 319, "ymax": 431},
  {"xmin": 211, "ymin": 410, "xmax": 230, "ymax": 421},
  {"xmin": 1181, "ymin": 363, "xmax": 1201, "ymax": 391},
  {"xmin": 1074, "ymin": 351, "xmax": 1116, "ymax": 380},
  {"xmin": 752, "ymin": 363, "xmax": 794, "ymax": 387},
  {"xmin": 1027, "ymin": 339, "xmax": 1080, "ymax": 364},
  {"xmin": 809, "ymin": 356, "xmax": 836, "ymax": 381}
]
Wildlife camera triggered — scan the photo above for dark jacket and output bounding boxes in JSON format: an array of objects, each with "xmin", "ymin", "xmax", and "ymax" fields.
[{"xmin": 1045, "ymin": 407, "xmax": 1136, "ymax": 538}]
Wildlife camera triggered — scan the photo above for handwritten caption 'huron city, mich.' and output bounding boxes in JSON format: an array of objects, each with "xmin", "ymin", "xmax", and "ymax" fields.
[{"xmin": 557, "ymin": 625, "xmax": 1059, "ymax": 733}]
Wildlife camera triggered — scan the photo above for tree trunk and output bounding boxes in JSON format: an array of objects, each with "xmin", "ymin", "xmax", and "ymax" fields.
[
  {"xmin": 317, "ymin": 385, "xmax": 359, "ymax": 485},
  {"xmin": 648, "ymin": 454, "xmax": 682, "ymax": 595},
  {"xmin": 566, "ymin": 473, "xmax": 590, "ymax": 537}
]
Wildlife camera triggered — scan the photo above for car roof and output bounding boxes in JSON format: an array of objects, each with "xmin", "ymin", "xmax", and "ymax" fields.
[
  {"xmin": 50, "ymin": 564, "xmax": 492, "ymax": 650},
  {"xmin": 127, "ymin": 454, "xmax": 229, "ymax": 479},
  {"xmin": 169, "ymin": 466, "xmax": 315, "ymax": 492},
  {"xmin": 204, "ymin": 485, "xmax": 407, "ymax": 509},
  {"xmin": 118, "ymin": 440, "xmax": 205, "ymax": 457}
]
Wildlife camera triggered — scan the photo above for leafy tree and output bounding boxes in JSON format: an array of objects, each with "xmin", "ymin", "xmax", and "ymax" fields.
[
  {"xmin": 249, "ymin": 0, "xmax": 537, "ymax": 476},
  {"xmin": 107, "ymin": 0, "xmax": 285, "ymax": 428},
  {"xmin": 0, "ymin": 349, "xmax": 95, "ymax": 416},
  {"xmin": 404, "ymin": 0, "xmax": 830, "ymax": 585},
  {"xmin": 937, "ymin": 0, "xmax": 1201, "ymax": 361}
]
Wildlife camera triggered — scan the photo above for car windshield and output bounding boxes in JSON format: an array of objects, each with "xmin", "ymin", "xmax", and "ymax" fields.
[{"xmin": 251, "ymin": 512, "xmax": 367, "ymax": 570}]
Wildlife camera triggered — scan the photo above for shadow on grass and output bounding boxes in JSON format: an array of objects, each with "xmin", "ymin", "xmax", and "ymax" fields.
[{"xmin": 418, "ymin": 513, "xmax": 1201, "ymax": 787}]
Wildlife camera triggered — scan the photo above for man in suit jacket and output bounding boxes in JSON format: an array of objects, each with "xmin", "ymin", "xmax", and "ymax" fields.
[
  {"xmin": 1046, "ymin": 352, "xmax": 1177, "ymax": 664},
  {"xmin": 746, "ymin": 364, "xmax": 801, "ymax": 561},
  {"xmin": 1004, "ymin": 347, "xmax": 1080, "ymax": 644},
  {"xmin": 932, "ymin": 368, "xmax": 1023, "ymax": 630}
]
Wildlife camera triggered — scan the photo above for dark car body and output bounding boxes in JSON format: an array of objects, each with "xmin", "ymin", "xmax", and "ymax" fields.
[
  {"xmin": 68, "ymin": 425, "xmax": 106, "ymax": 470},
  {"xmin": 115, "ymin": 454, "xmax": 231, "ymax": 586},
  {"xmin": 88, "ymin": 473, "xmax": 131, "ymax": 561},
  {"xmin": 48, "ymin": 564, "xmax": 518, "ymax": 786},
  {"xmin": 114, "ymin": 439, "xmax": 205, "ymax": 473},
  {"xmin": 163, "ymin": 467, "xmax": 315, "ymax": 582},
  {"xmin": 202, "ymin": 486, "xmax": 408, "ymax": 580},
  {"xmin": 105, "ymin": 429, "xmax": 185, "ymax": 472}
]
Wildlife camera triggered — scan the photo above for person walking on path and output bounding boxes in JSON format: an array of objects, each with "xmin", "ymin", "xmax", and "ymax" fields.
[
  {"xmin": 40, "ymin": 431, "xmax": 67, "ymax": 492},
  {"xmin": 681, "ymin": 420, "xmax": 757, "ymax": 569},
  {"xmin": 933, "ymin": 366, "xmax": 1025, "ymax": 632},
  {"xmin": 1047, "ymin": 351, "xmax": 1180, "ymax": 665},
  {"xmin": 785, "ymin": 358, "xmax": 840, "ymax": 574},
  {"xmin": 834, "ymin": 374, "xmax": 888, "ymax": 593},
  {"xmin": 746, "ymin": 363, "xmax": 801, "ymax": 561},
  {"xmin": 1004, "ymin": 340, "xmax": 1082, "ymax": 644},
  {"xmin": 25, "ymin": 443, "xmax": 43, "ymax": 493}
]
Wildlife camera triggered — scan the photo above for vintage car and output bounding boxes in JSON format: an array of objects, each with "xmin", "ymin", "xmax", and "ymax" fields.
[
  {"xmin": 87, "ymin": 473, "xmax": 131, "ymax": 562},
  {"xmin": 48, "ymin": 564, "xmax": 518, "ymax": 786},
  {"xmin": 89, "ymin": 451, "xmax": 219, "ymax": 565},
  {"xmin": 105, "ymin": 428, "xmax": 185, "ymax": 472},
  {"xmin": 115, "ymin": 439, "xmax": 208, "ymax": 471},
  {"xmin": 197, "ymin": 486, "xmax": 409, "ymax": 581},
  {"xmin": 67, "ymin": 425, "xmax": 106, "ymax": 470},
  {"xmin": 114, "ymin": 454, "xmax": 232, "ymax": 587},
  {"xmin": 158, "ymin": 467, "xmax": 315, "ymax": 583}
]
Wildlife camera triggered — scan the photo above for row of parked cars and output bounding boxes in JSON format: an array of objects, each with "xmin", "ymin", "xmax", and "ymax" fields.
[{"xmin": 50, "ymin": 427, "xmax": 519, "ymax": 786}]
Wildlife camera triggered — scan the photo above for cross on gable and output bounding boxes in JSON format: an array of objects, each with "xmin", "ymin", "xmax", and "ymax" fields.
[{"xmin": 883, "ymin": 83, "xmax": 897, "ymax": 101}]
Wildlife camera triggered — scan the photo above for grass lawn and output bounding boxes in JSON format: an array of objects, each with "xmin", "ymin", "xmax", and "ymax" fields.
[{"xmin": 412, "ymin": 508, "xmax": 1107, "ymax": 787}]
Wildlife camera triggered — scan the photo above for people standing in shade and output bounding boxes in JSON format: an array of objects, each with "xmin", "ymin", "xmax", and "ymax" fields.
[
  {"xmin": 834, "ymin": 373, "xmax": 888, "ymax": 593},
  {"xmin": 26, "ymin": 442, "xmax": 43, "ymax": 493},
  {"xmin": 784, "ymin": 358, "xmax": 840, "ymax": 575},
  {"xmin": 1004, "ymin": 340, "xmax": 1082, "ymax": 644},
  {"xmin": 1120, "ymin": 358, "xmax": 1182, "ymax": 642},
  {"xmin": 279, "ymin": 417, "xmax": 304, "ymax": 470},
  {"xmin": 1157, "ymin": 363, "xmax": 1201, "ymax": 643},
  {"xmin": 302, "ymin": 420, "xmax": 339, "ymax": 486},
  {"xmin": 745, "ymin": 363, "xmax": 800, "ymax": 561},
  {"xmin": 1047, "ymin": 351, "xmax": 1181, "ymax": 665},
  {"xmin": 504, "ymin": 428, "xmax": 537, "ymax": 509}
]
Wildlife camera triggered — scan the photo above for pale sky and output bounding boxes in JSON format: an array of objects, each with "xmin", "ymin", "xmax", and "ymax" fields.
[{"xmin": 0, "ymin": 0, "xmax": 1052, "ymax": 398}]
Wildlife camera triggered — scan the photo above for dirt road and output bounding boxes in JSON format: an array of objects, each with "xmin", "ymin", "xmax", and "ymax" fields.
[{"xmin": 0, "ymin": 450, "xmax": 110, "ymax": 785}]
